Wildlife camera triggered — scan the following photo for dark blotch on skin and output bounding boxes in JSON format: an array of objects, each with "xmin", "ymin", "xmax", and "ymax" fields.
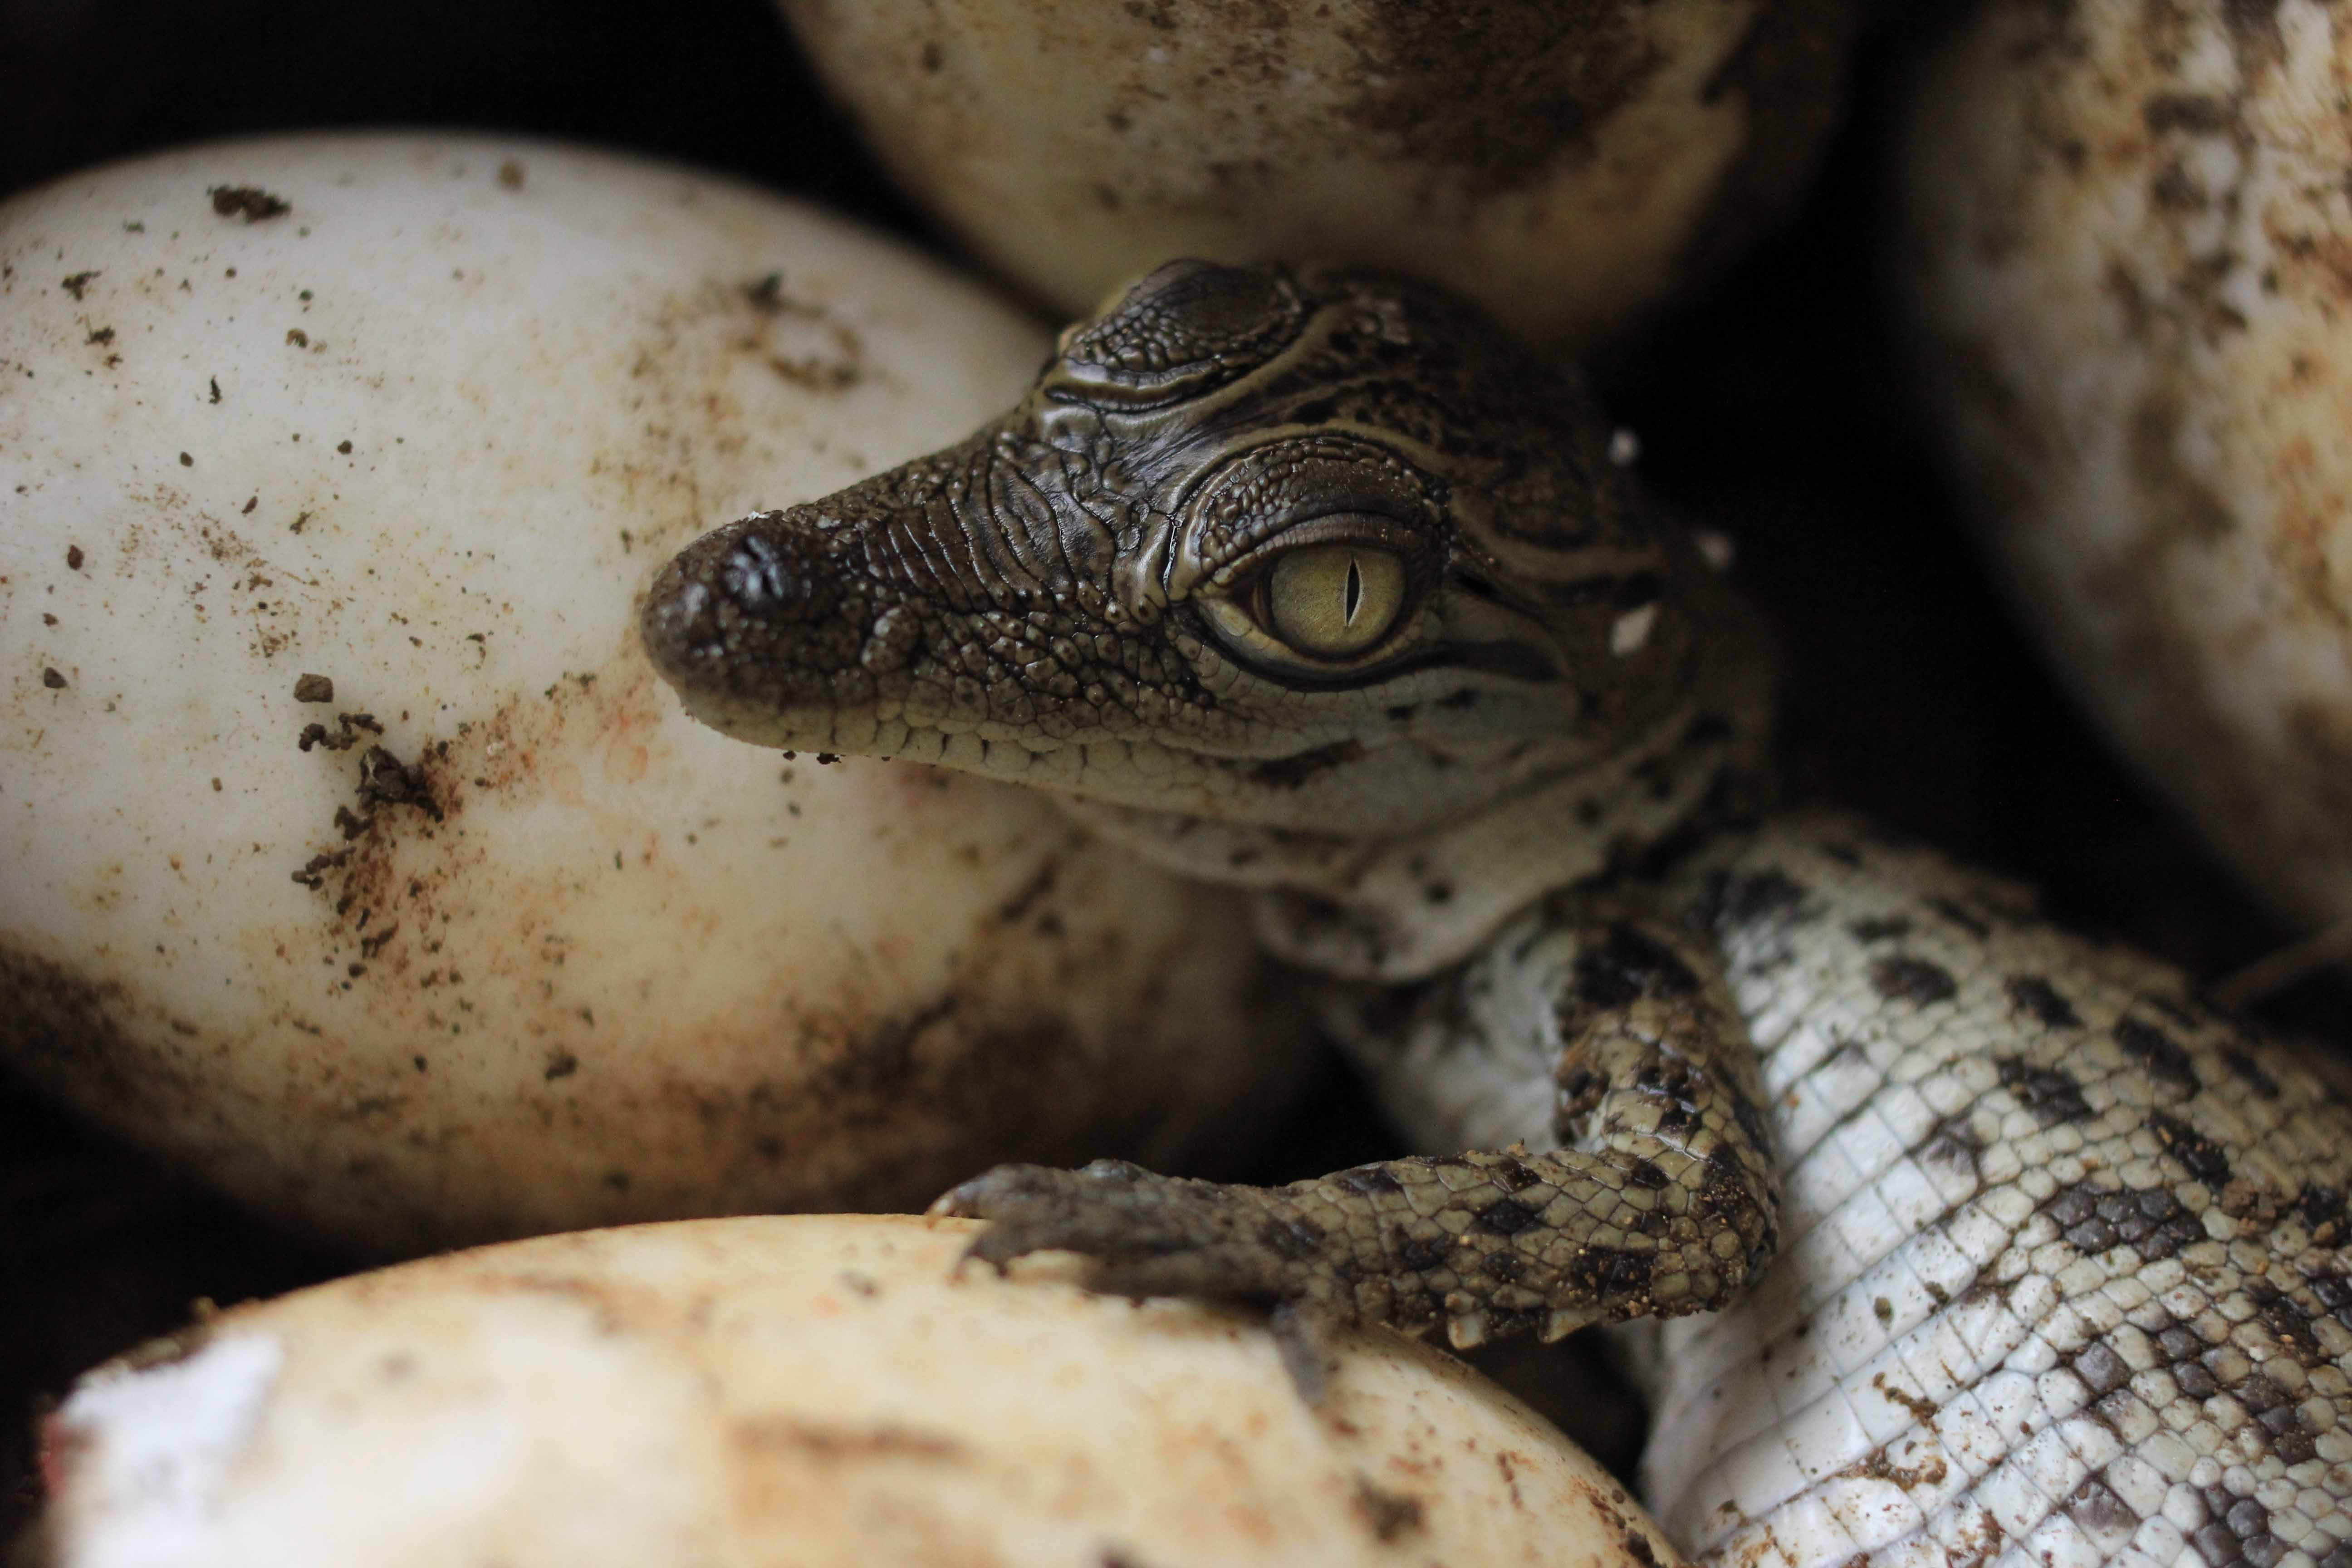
[
  {"xmin": 1392, "ymin": 1230, "xmax": 1450, "ymax": 1273},
  {"xmin": 2069, "ymin": 1341, "xmax": 2132, "ymax": 1397},
  {"xmin": 2244, "ymin": 1276, "xmax": 2323, "ymax": 1367},
  {"xmin": 1246, "ymin": 738, "xmax": 1365, "ymax": 789},
  {"xmin": 2045, "ymin": 1181, "xmax": 2202, "ymax": 1261},
  {"xmin": 1489, "ymin": 1156, "xmax": 1544, "ymax": 1192},
  {"xmin": 2115, "ymin": 1019, "xmax": 2200, "ymax": 1093},
  {"xmin": 1261, "ymin": 1215, "xmax": 1326, "ymax": 1261},
  {"xmin": 1571, "ymin": 1245, "xmax": 1657, "ymax": 1303},
  {"xmin": 1719, "ymin": 869, "xmax": 1808, "ymax": 926},
  {"xmin": 2006, "ymin": 975, "xmax": 2081, "ymax": 1030},
  {"xmin": 1727, "ymin": 1087, "xmax": 1774, "ymax": 1161},
  {"xmin": 1554, "ymin": 1063, "xmax": 1603, "ymax": 1122},
  {"xmin": 2220, "ymin": 1047, "xmax": 2282, "ymax": 1100},
  {"xmin": 1997, "ymin": 1057, "xmax": 2094, "ymax": 1126},
  {"xmin": 1474, "ymin": 1196, "xmax": 1539, "ymax": 1235},
  {"xmin": 2047, "ymin": 1183, "xmax": 2111, "ymax": 1249},
  {"xmin": 2193, "ymin": 1490, "xmax": 2278, "ymax": 1568},
  {"xmin": 1921, "ymin": 1114, "xmax": 1983, "ymax": 1176},
  {"xmin": 2068, "ymin": 1476, "xmax": 2139, "ymax": 1536},
  {"xmin": 1927, "ymin": 897, "xmax": 1992, "ymax": 938},
  {"xmin": 1572, "ymin": 922, "xmax": 1701, "ymax": 1011},
  {"xmin": 2297, "ymin": 1184, "xmax": 2347, "ymax": 1245},
  {"xmin": 2148, "ymin": 1112, "xmax": 2232, "ymax": 1187},
  {"xmin": 1871, "ymin": 956, "xmax": 1957, "ymax": 1007}
]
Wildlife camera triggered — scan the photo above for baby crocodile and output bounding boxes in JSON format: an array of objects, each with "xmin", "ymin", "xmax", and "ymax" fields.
[{"xmin": 642, "ymin": 260, "xmax": 2352, "ymax": 1568}]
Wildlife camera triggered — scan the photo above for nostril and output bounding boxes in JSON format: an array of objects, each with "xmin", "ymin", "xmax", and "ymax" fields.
[{"xmin": 717, "ymin": 530, "xmax": 800, "ymax": 612}]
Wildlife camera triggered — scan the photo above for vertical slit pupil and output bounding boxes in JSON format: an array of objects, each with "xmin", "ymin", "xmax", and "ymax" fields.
[{"xmin": 1344, "ymin": 557, "xmax": 1362, "ymax": 624}]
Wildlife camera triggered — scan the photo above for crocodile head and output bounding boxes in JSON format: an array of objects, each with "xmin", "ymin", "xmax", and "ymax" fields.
[{"xmin": 643, "ymin": 260, "xmax": 1769, "ymax": 868}]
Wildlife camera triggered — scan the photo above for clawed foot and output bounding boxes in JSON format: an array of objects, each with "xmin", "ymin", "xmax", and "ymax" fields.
[
  {"xmin": 926, "ymin": 1144, "xmax": 1723, "ymax": 1402},
  {"xmin": 930, "ymin": 1159, "xmax": 1343, "ymax": 1399},
  {"xmin": 930, "ymin": 1159, "xmax": 1290, "ymax": 1294}
]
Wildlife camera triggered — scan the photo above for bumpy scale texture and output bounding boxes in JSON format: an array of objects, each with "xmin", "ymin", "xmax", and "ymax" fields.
[
  {"xmin": 1642, "ymin": 819, "xmax": 2352, "ymax": 1568},
  {"xmin": 642, "ymin": 260, "xmax": 2352, "ymax": 1568}
]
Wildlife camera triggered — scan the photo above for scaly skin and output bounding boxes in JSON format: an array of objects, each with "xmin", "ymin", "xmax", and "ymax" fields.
[{"xmin": 642, "ymin": 261, "xmax": 2352, "ymax": 1568}]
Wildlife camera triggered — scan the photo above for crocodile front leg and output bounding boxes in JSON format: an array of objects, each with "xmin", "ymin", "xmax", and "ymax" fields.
[{"xmin": 934, "ymin": 905, "xmax": 1779, "ymax": 1381}]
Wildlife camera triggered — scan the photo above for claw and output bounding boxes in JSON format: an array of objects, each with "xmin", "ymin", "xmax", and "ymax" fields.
[
  {"xmin": 1269, "ymin": 1299, "xmax": 1333, "ymax": 1406},
  {"xmin": 1541, "ymin": 1307, "xmax": 1596, "ymax": 1343},
  {"xmin": 925, "ymin": 1179, "xmax": 987, "ymax": 1220}
]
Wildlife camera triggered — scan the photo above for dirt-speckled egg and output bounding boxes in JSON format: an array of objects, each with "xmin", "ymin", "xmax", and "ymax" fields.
[
  {"xmin": 0, "ymin": 134, "xmax": 1306, "ymax": 1256},
  {"xmin": 779, "ymin": 0, "xmax": 1864, "ymax": 350},
  {"xmin": 1900, "ymin": 0, "xmax": 2352, "ymax": 946},
  {"xmin": 29, "ymin": 1214, "xmax": 1686, "ymax": 1568}
]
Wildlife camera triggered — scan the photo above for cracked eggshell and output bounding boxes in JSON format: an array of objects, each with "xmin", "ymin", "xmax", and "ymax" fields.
[
  {"xmin": 0, "ymin": 134, "xmax": 1304, "ymax": 1256},
  {"xmin": 31, "ymin": 1214, "xmax": 1686, "ymax": 1568},
  {"xmin": 1900, "ymin": 0, "xmax": 2352, "ymax": 938},
  {"xmin": 778, "ymin": 0, "xmax": 1864, "ymax": 351}
]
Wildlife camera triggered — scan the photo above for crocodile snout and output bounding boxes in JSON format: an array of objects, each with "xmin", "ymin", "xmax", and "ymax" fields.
[{"xmin": 640, "ymin": 507, "xmax": 872, "ymax": 743}]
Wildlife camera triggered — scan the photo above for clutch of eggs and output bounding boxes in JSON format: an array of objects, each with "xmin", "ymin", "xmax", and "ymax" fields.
[
  {"xmin": 0, "ymin": 134, "xmax": 1306, "ymax": 1256},
  {"xmin": 33, "ymin": 1214, "xmax": 1689, "ymax": 1568}
]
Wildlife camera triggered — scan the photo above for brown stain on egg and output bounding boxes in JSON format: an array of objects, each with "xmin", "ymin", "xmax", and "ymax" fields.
[
  {"xmin": 1906, "ymin": 0, "xmax": 2352, "ymax": 931},
  {"xmin": 1333, "ymin": 2, "xmax": 1664, "ymax": 192}
]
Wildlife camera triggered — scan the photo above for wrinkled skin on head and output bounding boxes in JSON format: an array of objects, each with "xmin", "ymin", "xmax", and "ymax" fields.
[{"xmin": 642, "ymin": 261, "xmax": 1769, "ymax": 852}]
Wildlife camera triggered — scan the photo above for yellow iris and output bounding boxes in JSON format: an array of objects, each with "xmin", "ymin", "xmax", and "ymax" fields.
[{"xmin": 1264, "ymin": 545, "xmax": 1406, "ymax": 658}]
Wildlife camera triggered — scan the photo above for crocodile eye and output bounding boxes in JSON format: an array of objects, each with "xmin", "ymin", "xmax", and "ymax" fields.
[{"xmin": 1264, "ymin": 545, "xmax": 1406, "ymax": 657}]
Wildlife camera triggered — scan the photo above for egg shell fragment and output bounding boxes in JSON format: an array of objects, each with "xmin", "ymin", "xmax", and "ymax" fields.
[
  {"xmin": 0, "ymin": 134, "xmax": 1305, "ymax": 1256},
  {"xmin": 1899, "ymin": 0, "xmax": 2352, "ymax": 941},
  {"xmin": 31, "ymin": 1213, "xmax": 1686, "ymax": 1568},
  {"xmin": 778, "ymin": 0, "xmax": 1863, "ymax": 350}
]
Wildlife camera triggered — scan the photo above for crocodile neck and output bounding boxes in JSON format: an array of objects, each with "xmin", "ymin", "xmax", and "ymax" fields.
[{"xmin": 1060, "ymin": 584, "xmax": 1776, "ymax": 982}]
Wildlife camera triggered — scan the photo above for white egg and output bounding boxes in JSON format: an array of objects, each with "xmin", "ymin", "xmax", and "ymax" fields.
[
  {"xmin": 0, "ymin": 134, "xmax": 1306, "ymax": 1256},
  {"xmin": 779, "ymin": 0, "xmax": 1863, "ymax": 349},
  {"xmin": 1900, "ymin": 0, "xmax": 2352, "ymax": 950},
  {"xmin": 33, "ymin": 1214, "xmax": 1686, "ymax": 1568}
]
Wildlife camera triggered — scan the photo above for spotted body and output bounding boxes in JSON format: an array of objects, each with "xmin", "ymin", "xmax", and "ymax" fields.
[{"xmin": 640, "ymin": 261, "xmax": 2352, "ymax": 1568}]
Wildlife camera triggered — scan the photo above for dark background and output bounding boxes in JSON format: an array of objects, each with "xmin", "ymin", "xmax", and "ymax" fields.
[{"xmin": 5, "ymin": 0, "xmax": 2346, "ymax": 1539}]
